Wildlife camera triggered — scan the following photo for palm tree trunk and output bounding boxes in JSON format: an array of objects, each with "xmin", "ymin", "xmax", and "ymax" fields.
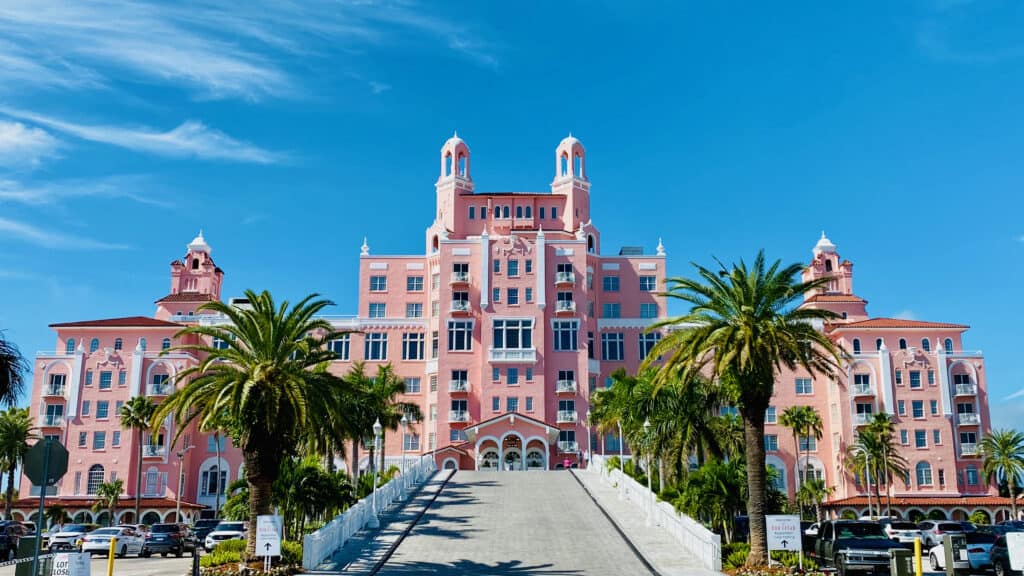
[
  {"xmin": 247, "ymin": 475, "xmax": 273, "ymax": 558},
  {"xmin": 4, "ymin": 465, "xmax": 15, "ymax": 517},
  {"xmin": 351, "ymin": 439, "xmax": 360, "ymax": 479},
  {"xmin": 658, "ymin": 458, "xmax": 665, "ymax": 493},
  {"xmin": 214, "ymin": 431, "xmax": 222, "ymax": 518},
  {"xmin": 134, "ymin": 428, "xmax": 144, "ymax": 520},
  {"xmin": 744, "ymin": 413, "xmax": 769, "ymax": 566},
  {"xmin": 793, "ymin": 431, "xmax": 801, "ymax": 495},
  {"xmin": 380, "ymin": 430, "xmax": 386, "ymax": 476},
  {"xmin": 1011, "ymin": 476, "xmax": 1018, "ymax": 520}
]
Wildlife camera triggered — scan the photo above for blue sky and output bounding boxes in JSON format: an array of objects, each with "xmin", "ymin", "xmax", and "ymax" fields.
[{"xmin": 0, "ymin": 1, "xmax": 1022, "ymax": 425}]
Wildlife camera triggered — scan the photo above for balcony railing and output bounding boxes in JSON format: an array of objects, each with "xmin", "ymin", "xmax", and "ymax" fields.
[
  {"xmin": 556, "ymin": 380, "xmax": 577, "ymax": 394},
  {"xmin": 555, "ymin": 300, "xmax": 576, "ymax": 314},
  {"xmin": 451, "ymin": 300, "xmax": 471, "ymax": 313},
  {"xmin": 958, "ymin": 413, "xmax": 980, "ymax": 425},
  {"xmin": 557, "ymin": 410, "xmax": 578, "ymax": 423},
  {"xmin": 450, "ymin": 271, "xmax": 470, "ymax": 284},
  {"xmin": 40, "ymin": 415, "xmax": 64, "ymax": 427},
  {"xmin": 955, "ymin": 383, "xmax": 977, "ymax": 396},
  {"xmin": 554, "ymin": 271, "xmax": 576, "ymax": 285},
  {"xmin": 557, "ymin": 441, "xmax": 579, "ymax": 453},
  {"xmin": 960, "ymin": 443, "xmax": 979, "ymax": 456},
  {"xmin": 143, "ymin": 445, "xmax": 167, "ymax": 458},
  {"xmin": 147, "ymin": 383, "xmax": 172, "ymax": 396},
  {"xmin": 449, "ymin": 380, "xmax": 470, "ymax": 393},
  {"xmin": 488, "ymin": 348, "xmax": 537, "ymax": 363},
  {"xmin": 854, "ymin": 413, "xmax": 873, "ymax": 426},
  {"xmin": 851, "ymin": 384, "xmax": 873, "ymax": 396},
  {"xmin": 448, "ymin": 410, "xmax": 469, "ymax": 423},
  {"xmin": 43, "ymin": 385, "xmax": 66, "ymax": 397}
]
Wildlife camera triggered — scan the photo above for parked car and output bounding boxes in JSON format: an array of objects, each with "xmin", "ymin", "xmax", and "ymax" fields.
[
  {"xmin": 0, "ymin": 521, "xmax": 27, "ymax": 560},
  {"xmin": 204, "ymin": 521, "xmax": 247, "ymax": 551},
  {"xmin": 919, "ymin": 520, "xmax": 970, "ymax": 547},
  {"xmin": 882, "ymin": 521, "xmax": 923, "ymax": 545},
  {"xmin": 814, "ymin": 520, "xmax": 901, "ymax": 576},
  {"xmin": 142, "ymin": 523, "xmax": 195, "ymax": 557},
  {"xmin": 81, "ymin": 527, "xmax": 145, "ymax": 558},
  {"xmin": 115, "ymin": 523, "xmax": 149, "ymax": 536},
  {"xmin": 48, "ymin": 524, "xmax": 99, "ymax": 551},
  {"xmin": 192, "ymin": 519, "xmax": 221, "ymax": 543},
  {"xmin": 990, "ymin": 532, "xmax": 1024, "ymax": 576},
  {"xmin": 927, "ymin": 531, "xmax": 996, "ymax": 572}
]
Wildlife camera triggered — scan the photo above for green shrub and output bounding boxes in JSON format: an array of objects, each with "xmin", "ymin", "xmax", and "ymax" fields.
[
  {"xmin": 199, "ymin": 547, "xmax": 241, "ymax": 568},
  {"xmin": 722, "ymin": 542, "xmax": 750, "ymax": 559},
  {"xmin": 215, "ymin": 539, "xmax": 247, "ymax": 554},
  {"xmin": 770, "ymin": 550, "xmax": 817, "ymax": 569},
  {"xmin": 724, "ymin": 548, "xmax": 749, "ymax": 570},
  {"xmin": 281, "ymin": 541, "xmax": 302, "ymax": 565}
]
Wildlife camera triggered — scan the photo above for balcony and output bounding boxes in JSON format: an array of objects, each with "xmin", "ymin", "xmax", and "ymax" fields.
[
  {"xmin": 451, "ymin": 300, "xmax": 472, "ymax": 314},
  {"xmin": 143, "ymin": 445, "xmax": 167, "ymax": 458},
  {"xmin": 955, "ymin": 383, "xmax": 977, "ymax": 396},
  {"xmin": 854, "ymin": 413, "xmax": 873, "ymax": 426},
  {"xmin": 557, "ymin": 410, "xmax": 578, "ymax": 424},
  {"xmin": 449, "ymin": 380, "xmax": 470, "ymax": 394},
  {"xmin": 555, "ymin": 380, "xmax": 577, "ymax": 394},
  {"xmin": 851, "ymin": 384, "xmax": 874, "ymax": 396},
  {"xmin": 958, "ymin": 413, "xmax": 980, "ymax": 426},
  {"xmin": 448, "ymin": 410, "xmax": 470, "ymax": 423},
  {"xmin": 960, "ymin": 443, "xmax": 979, "ymax": 457},
  {"xmin": 488, "ymin": 348, "xmax": 537, "ymax": 363},
  {"xmin": 555, "ymin": 300, "xmax": 576, "ymax": 315},
  {"xmin": 557, "ymin": 441, "xmax": 579, "ymax": 453},
  {"xmin": 43, "ymin": 385, "xmax": 66, "ymax": 397},
  {"xmin": 147, "ymin": 383, "xmax": 172, "ymax": 396},
  {"xmin": 450, "ymin": 271, "xmax": 470, "ymax": 285},
  {"xmin": 40, "ymin": 415, "xmax": 64, "ymax": 427},
  {"xmin": 554, "ymin": 271, "xmax": 576, "ymax": 286}
]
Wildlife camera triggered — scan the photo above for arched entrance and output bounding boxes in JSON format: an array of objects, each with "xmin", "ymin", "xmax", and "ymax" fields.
[
  {"xmin": 525, "ymin": 439, "xmax": 548, "ymax": 470},
  {"xmin": 479, "ymin": 447, "xmax": 499, "ymax": 470},
  {"xmin": 502, "ymin": 435, "xmax": 523, "ymax": 471}
]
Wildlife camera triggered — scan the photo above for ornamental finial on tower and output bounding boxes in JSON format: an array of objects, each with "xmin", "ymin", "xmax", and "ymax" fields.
[
  {"xmin": 656, "ymin": 237, "xmax": 666, "ymax": 256},
  {"xmin": 360, "ymin": 237, "xmax": 369, "ymax": 256},
  {"xmin": 813, "ymin": 230, "xmax": 836, "ymax": 256},
  {"xmin": 188, "ymin": 230, "xmax": 211, "ymax": 254}
]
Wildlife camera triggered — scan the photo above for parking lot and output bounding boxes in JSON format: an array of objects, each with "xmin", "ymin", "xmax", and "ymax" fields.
[{"xmin": 0, "ymin": 555, "xmax": 192, "ymax": 576}]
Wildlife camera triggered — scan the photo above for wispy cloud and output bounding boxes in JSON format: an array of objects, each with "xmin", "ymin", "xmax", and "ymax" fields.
[
  {"xmin": 0, "ymin": 121, "xmax": 61, "ymax": 169},
  {"xmin": 0, "ymin": 108, "xmax": 280, "ymax": 164},
  {"xmin": 1005, "ymin": 388, "xmax": 1024, "ymax": 401},
  {"xmin": 894, "ymin": 309, "xmax": 917, "ymax": 320},
  {"xmin": 241, "ymin": 214, "xmax": 268, "ymax": 225},
  {"xmin": 369, "ymin": 81, "xmax": 392, "ymax": 95},
  {"xmin": 0, "ymin": 216, "xmax": 129, "ymax": 250},
  {"xmin": 0, "ymin": 176, "xmax": 170, "ymax": 208},
  {"xmin": 0, "ymin": 1, "xmax": 497, "ymax": 101}
]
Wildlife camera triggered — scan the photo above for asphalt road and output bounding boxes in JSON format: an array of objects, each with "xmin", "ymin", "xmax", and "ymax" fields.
[{"xmin": 0, "ymin": 555, "xmax": 193, "ymax": 576}]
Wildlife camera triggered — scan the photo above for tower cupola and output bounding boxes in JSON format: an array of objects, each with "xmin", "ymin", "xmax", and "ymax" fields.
[
  {"xmin": 554, "ymin": 133, "xmax": 586, "ymax": 181},
  {"xmin": 439, "ymin": 131, "xmax": 471, "ymax": 182}
]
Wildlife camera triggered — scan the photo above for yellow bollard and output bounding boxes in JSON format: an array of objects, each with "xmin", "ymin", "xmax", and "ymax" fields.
[
  {"xmin": 914, "ymin": 536, "xmax": 923, "ymax": 576},
  {"xmin": 107, "ymin": 536, "xmax": 118, "ymax": 576}
]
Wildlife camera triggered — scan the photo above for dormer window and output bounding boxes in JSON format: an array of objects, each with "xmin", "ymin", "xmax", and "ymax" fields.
[
  {"xmin": 192, "ymin": 258, "xmax": 199, "ymax": 270},
  {"xmin": 825, "ymin": 260, "xmax": 833, "ymax": 272},
  {"xmin": 899, "ymin": 338, "xmax": 907, "ymax": 350}
]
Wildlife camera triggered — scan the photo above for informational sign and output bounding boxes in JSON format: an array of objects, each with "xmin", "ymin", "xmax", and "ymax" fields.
[
  {"xmin": 766, "ymin": 514, "xmax": 802, "ymax": 552},
  {"xmin": 1007, "ymin": 532, "xmax": 1024, "ymax": 571},
  {"xmin": 256, "ymin": 515, "xmax": 282, "ymax": 557},
  {"xmin": 50, "ymin": 552, "xmax": 90, "ymax": 576}
]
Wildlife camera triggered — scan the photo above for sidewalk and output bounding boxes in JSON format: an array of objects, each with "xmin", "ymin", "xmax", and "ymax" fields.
[
  {"xmin": 307, "ymin": 469, "xmax": 453, "ymax": 574},
  {"xmin": 573, "ymin": 469, "xmax": 723, "ymax": 576}
]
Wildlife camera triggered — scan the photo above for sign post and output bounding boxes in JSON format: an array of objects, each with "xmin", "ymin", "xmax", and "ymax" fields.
[
  {"xmin": 256, "ymin": 515, "xmax": 282, "ymax": 572},
  {"xmin": 24, "ymin": 438, "xmax": 69, "ymax": 576},
  {"xmin": 766, "ymin": 514, "xmax": 803, "ymax": 569}
]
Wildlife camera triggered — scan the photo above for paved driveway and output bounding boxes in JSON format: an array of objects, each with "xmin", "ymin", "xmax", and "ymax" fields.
[{"xmin": 376, "ymin": 471, "xmax": 655, "ymax": 576}]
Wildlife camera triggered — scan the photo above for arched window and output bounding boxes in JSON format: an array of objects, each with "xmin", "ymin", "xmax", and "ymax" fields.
[
  {"xmin": 457, "ymin": 153, "xmax": 467, "ymax": 177},
  {"xmin": 921, "ymin": 338, "xmax": 930, "ymax": 352},
  {"xmin": 574, "ymin": 153, "xmax": 583, "ymax": 178},
  {"xmin": 431, "ymin": 236, "xmax": 439, "ymax": 253},
  {"xmin": 200, "ymin": 464, "xmax": 227, "ymax": 497},
  {"xmin": 161, "ymin": 338, "xmax": 171, "ymax": 350},
  {"xmin": 139, "ymin": 338, "xmax": 147, "ymax": 351},
  {"xmin": 144, "ymin": 467, "xmax": 159, "ymax": 496},
  {"xmin": 825, "ymin": 260, "xmax": 833, "ymax": 272},
  {"xmin": 87, "ymin": 465, "xmax": 104, "ymax": 494},
  {"xmin": 899, "ymin": 338, "xmax": 907, "ymax": 350},
  {"xmin": 852, "ymin": 339, "xmax": 861, "ymax": 354},
  {"xmin": 191, "ymin": 258, "xmax": 199, "ymax": 270},
  {"xmin": 587, "ymin": 235, "xmax": 595, "ymax": 254},
  {"xmin": 502, "ymin": 206, "xmax": 510, "ymax": 219},
  {"xmin": 560, "ymin": 153, "xmax": 569, "ymax": 177},
  {"xmin": 114, "ymin": 338, "xmax": 122, "ymax": 351},
  {"xmin": 89, "ymin": 338, "xmax": 100, "ymax": 353},
  {"xmin": 875, "ymin": 338, "xmax": 883, "ymax": 351},
  {"xmin": 444, "ymin": 152, "xmax": 452, "ymax": 177},
  {"xmin": 944, "ymin": 338, "xmax": 953, "ymax": 352},
  {"xmin": 516, "ymin": 206, "xmax": 523, "ymax": 218},
  {"xmin": 525, "ymin": 206, "xmax": 532, "ymax": 218},
  {"xmin": 916, "ymin": 462, "xmax": 933, "ymax": 486},
  {"xmin": 65, "ymin": 339, "xmax": 75, "ymax": 354}
]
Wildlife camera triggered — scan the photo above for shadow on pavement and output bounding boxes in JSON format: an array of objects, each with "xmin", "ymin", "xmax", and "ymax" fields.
[{"xmin": 377, "ymin": 559, "xmax": 583, "ymax": 575}]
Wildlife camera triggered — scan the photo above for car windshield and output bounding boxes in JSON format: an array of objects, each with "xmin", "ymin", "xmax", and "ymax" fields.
[
  {"xmin": 966, "ymin": 532, "xmax": 996, "ymax": 544},
  {"xmin": 939, "ymin": 523, "xmax": 965, "ymax": 532},
  {"xmin": 215, "ymin": 523, "xmax": 245, "ymax": 532},
  {"xmin": 150, "ymin": 525, "xmax": 179, "ymax": 533},
  {"xmin": 195, "ymin": 520, "xmax": 220, "ymax": 528},
  {"xmin": 837, "ymin": 523, "xmax": 887, "ymax": 539},
  {"xmin": 891, "ymin": 522, "xmax": 919, "ymax": 530},
  {"xmin": 91, "ymin": 529, "xmax": 120, "ymax": 536},
  {"xmin": 62, "ymin": 525, "xmax": 89, "ymax": 533}
]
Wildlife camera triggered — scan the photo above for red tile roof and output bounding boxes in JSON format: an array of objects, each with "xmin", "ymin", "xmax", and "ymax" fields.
[
  {"xmin": 835, "ymin": 318, "xmax": 968, "ymax": 330},
  {"xmin": 50, "ymin": 316, "xmax": 182, "ymax": 328},
  {"xmin": 804, "ymin": 294, "xmax": 866, "ymax": 304},
  {"xmin": 10, "ymin": 496, "xmax": 203, "ymax": 510},
  {"xmin": 825, "ymin": 495, "xmax": 1013, "ymax": 507},
  {"xmin": 155, "ymin": 292, "xmax": 218, "ymax": 304}
]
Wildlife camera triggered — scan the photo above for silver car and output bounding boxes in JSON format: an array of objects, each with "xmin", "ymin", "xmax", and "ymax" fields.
[{"xmin": 883, "ymin": 521, "xmax": 923, "ymax": 544}]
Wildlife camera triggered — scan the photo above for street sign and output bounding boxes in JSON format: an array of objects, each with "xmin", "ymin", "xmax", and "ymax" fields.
[
  {"xmin": 1008, "ymin": 532, "xmax": 1024, "ymax": 571},
  {"xmin": 23, "ymin": 439, "xmax": 68, "ymax": 486},
  {"xmin": 256, "ymin": 515, "xmax": 282, "ymax": 557},
  {"xmin": 50, "ymin": 552, "xmax": 90, "ymax": 576},
  {"xmin": 766, "ymin": 514, "xmax": 802, "ymax": 552}
]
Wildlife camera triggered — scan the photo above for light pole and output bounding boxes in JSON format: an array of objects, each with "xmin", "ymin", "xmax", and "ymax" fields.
[
  {"xmin": 369, "ymin": 418, "xmax": 382, "ymax": 528},
  {"xmin": 643, "ymin": 418, "xmax": 652, "ymax": 527},
  {"xmin": 617, "ymin": 421, "xmax": 625, "ymax": 500},
  {"xmin": 585, "ymin": 410, "xmax": 592, "ymax": 469},
  {"xmin": 399, "ymin": 414, "xmax": 409, "ymax": 500},
  {"xmin": 175, "ymin": 444, "xmax": 195, "ymax": 523}
]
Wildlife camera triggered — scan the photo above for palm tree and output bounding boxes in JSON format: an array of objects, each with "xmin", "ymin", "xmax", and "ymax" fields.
[
  {"xmin": 119, "ymin": 396, "xmax": 155, "ymax": 522},
  {"xmin": 796, "ymin": 478, "xmax": 832, "ymax": 522},
  {"xmin": 91, "ymin": 480, "xmax": 124, "ymax": 526},
  {"xmin": 981, "ymin": 429, "xmax": 1024, "ymax": 520},
  {"xmin": 0, "ymin": 408, "xmax": 36, "ymax": 517},
  {"xmin": 369, "ymin": 364, "xmax": 422, "ymax": 476},
  {"xmin": 46, "ymin": 505, "xmax": 68, "ymax": 531},
  {"xmin": 152, "ymin": 290, "xmax": 355, "ymax": 557},
  {"xmin": 844, "ymin": 417, "xmax": 907, "ymax": 518},
  {"xmin": 779, "ymin": 405, "xmax": 823, "ymax": 499},
  {"xmin": 0, "ymin": 332, "xmax": 27, "ymax": 408},
  {"xmin": 339, "ymin": 362, "xmax": 376, "ymax": 478},
  {"xmin": 646, "ymin": 251, "xmax": 842, "ymax": 566}
]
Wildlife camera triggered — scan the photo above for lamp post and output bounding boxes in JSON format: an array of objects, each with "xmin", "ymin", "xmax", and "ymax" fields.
[
  {"xmin": 369, "ymin": 418, "xmax": 382, "ymax": 528},
  {"xmin": 617, "ymin": 421, "xmax": 625, "ymax": 500},
  {"xmin": 399, "ymin": 414, "xmax": 409, "ymax": 500},
  {"xmin": 175, "ymin": 444, "xmax": 196, "ymax": 523},
  {"xmin": 643, "ymin": 418, "xmax": 652, "ymax": 527},
  {"xmin": 585, "ymin": 410, "xmax": 592, "ymax": 469}
]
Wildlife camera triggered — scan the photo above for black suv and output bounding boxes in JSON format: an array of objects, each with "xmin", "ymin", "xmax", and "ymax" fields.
[
  {"xmin": 192, "ymin": 519, "xmax": 221, "ymax": 543},
  {"xmin": 0, "ymin": 522, "xmax": 26, "ymax": 560},
  {"xmin": 142, "ymin": 523, "xmax": 196, "ymax": 557}
]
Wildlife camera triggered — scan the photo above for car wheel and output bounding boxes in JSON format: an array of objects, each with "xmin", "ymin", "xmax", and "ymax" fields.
[
  {"xmin": 161, "ymin": 552, "xmax": 167, "ymax": 557},
  {"xmin": 930, "ymin": 553, "xmax": 940, "ymax": 571},
  {"xmin": 996, "ymin": 559, "xmax": 1007, "ymax": 576},
  {"xmin": 175, "ymin": 546, "xmax": 183, "ymax": 558},
  {"xmin": 118, "ymin": 545, "xmax": 127, "ymax": 559},
  {"xmin": 141, "ymin": 550, "xmax": 150, "ymax": 558},
  {"xmin": 834, "ymin": 556, "xmax": 846, "ymax": 576}
]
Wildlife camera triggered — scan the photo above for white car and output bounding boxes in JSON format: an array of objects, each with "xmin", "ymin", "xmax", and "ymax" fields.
[
  {"xmin": 48, "ymin": 524, "xmax": 97, "ymax": 551},
  {"xmin": 883, "ymin": 521, "xmax": 923, "ymax": 544},
  {"xmin": 80, "ymin": 527, "xmax": 144, "ymax": 557},
  {"xmin": 204, "ymin": 521, "xmax": 247, "ymax": 551},
  {"xmin": 927, "ymin": 531, "xmax": 996, "ymax": 572}
]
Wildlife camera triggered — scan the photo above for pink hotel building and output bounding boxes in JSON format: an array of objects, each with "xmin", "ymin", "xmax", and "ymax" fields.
[{"xmin": 14, "ymin": 134, "xmax": 1005, "ymax": 525}]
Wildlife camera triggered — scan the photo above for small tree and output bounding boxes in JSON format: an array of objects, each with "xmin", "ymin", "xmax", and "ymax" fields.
[
  {"xmin": 119, "ymin": 396, "xmax": 155, "ymax": 521},
  {"xmin": 46, "ymin": 505, "xmax": 69, "ymax": 530},
  {"xmin": 0, "ymin": 407, "xmax": 36, "ymax": 517},
  {"xmin": 981, "ymin": 429, "xmax": 1024, "ymax": 520},
  {"xmin": 92, "ymin": 480, "xmax": 124, "ymax": 526}
]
